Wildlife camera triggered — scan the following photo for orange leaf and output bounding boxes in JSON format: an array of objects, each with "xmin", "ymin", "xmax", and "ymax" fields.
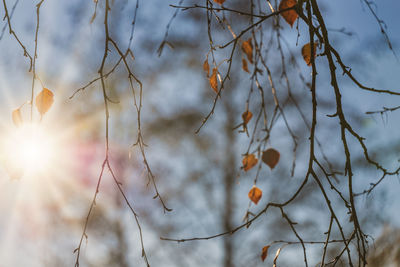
[
  {"xmin": 35, "ymin": 88, "xmax": 54, "ymax": 116},
  {"xmin": 242, "ymin": 154, "xmax": 258, "ymax": 171},
  {"xmin": 261, "ymin": 245, "xmax": 270, "ymax": 262},
  {"xmin": 242, "ymin": 58, "xmax": 249, "ymax": 73},
  {"xmin": 242, "ymin": 110, "xmax": 253, "ymax": 125},
  {"xmin": 262, "ymin": 148, "xmax": 280, "ymax": 169},
  {"xmin": 12, "ymin": 108, "xmax": 23, "ymax": 127},
  {"xmin": 242, "ymin": 38, "xmax": 253, "ymax": 64},
  {"xmin": 213, "ymin": 0, "xmax": 225, "ymax": 4},
  {"xmin": 203, "ymin": 59, "xmax": 210, "ymax": 77},
  {"xmin": 210, "ymin": 68, "xmax": 218, "ymax": 93},
  {"xmin": 279, "ymin": 0, "xmax": 298, "ymax": 27},
  {"xmin": 301, "ymin": 42, "xmax": 317, "ymax": 66},
  {"xmin": 248, "ymin": 186, "xmax": 262, "ymax": 204}
]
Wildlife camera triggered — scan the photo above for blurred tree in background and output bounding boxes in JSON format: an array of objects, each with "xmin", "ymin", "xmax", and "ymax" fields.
[
  {"xmin": 367, "ymin": 226, "xmax": 400, "ymax": 267},
  {"xmin": 0, "ymin": 0, "xmax": 400, "ymax": 266}
]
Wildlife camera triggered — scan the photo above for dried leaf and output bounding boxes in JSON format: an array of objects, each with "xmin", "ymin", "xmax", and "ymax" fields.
[
  {"xmin": 302, "ymin": 42, "xmax": 317, "ymax": 66},
  {"xmin": 90, "ymin": 11, "xmax": 97, "ymax": 24},
  {"xmin": 248, "ymin": 186, "xmax": 262, "ymax": 204},
  {"xmin": 35, "ymin": 88, "xmax": 54, "ymax": 116},
  {"xmin": 242, "ymin": 58, "xmax": 249, "ymax": 73},
  {"xmin": 210, "ymin": 68, "xmax": 218, "ymax": 93},
  {"xmin": 273, "ymin": 247, "xmax": 282, "ymax": 267},
  {"xmin": 242, "ymin": 154, "xmax": 258, "ymax": 171},
  {"xmin": 349, "ymin": 212, "xmax": 354, "ymax": 222},
  {"xmin": 203, "ymin": 59, "xmax": 210, "ymax": 77},
  {"xmin": 262, "ymin": 148, "xmax": 280, "ymax": 169},
  {"xmin": 261, "ymin": 245, "xmax": 270, "ymax": 262},
  {"xmin": 242, "ymin": 110, "xmax": 253, "ymax": 125},
  {"xmin": 242, "ymin": 38, "xmax": 253, "ymax": 64},
  {"xmin": 213, "ymin": 0, "xmax": 225, "ymax": 4},
  {"xmin": 12, "ymin": 109, "xmax": 23, "ymax": 127},
  {"xmin": 279, "ymin": 0, "xmax": 298, "ymax": 27}
]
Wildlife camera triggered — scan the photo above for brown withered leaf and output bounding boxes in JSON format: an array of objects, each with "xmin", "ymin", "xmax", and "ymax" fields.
[
  {"xmin": 261, "ymin": 245, "xmax": 270, "ymax": 262},
  {"xmin": 12, "ymin": 109, "xmax": 23, "ymax": 127},
  {"xmin": 248, "ymin": 186, "xmax": 262, "ymax": 204},
  {"xmin": 242, "ymin": 110, "xmax": 253, "ymax": 125},
  {"xmin": 35, "ymin": 88, "xmax": 54, "ymax": 116},
  {"xmin": 242, "ymin": 154, "xmax": 258, "ymax": 171},
  {"xmin": 242, "ymin": 38, "xmax": 253, "ymax": 64},
  {"xmin": 203, "ymin": 59, "xmax": 210, "ymax": 77},
  {"xmin": 213, "ymin": 0, "xmax": 225, "ymax": 4},
  {"xmin": 262, "ymin": 148, "xmax": 280, "ymax": 169},
  {"xmin": 242, "ymin": 58, "xmax": 249, "ymax": 73},
  {"xmin": 273, "ymin": 247, "xmax": 282, "ymax": 267},
  {"xmin": 279, "ymin": 0, "xmax": 298, "ymax": 27},
  {"xmin": 301, "ymin": 42, "xmax": 317, "ymax": 66},
  {"xmin": 209, "ymin": 68, "xmax": 218, "ymax": 93}
]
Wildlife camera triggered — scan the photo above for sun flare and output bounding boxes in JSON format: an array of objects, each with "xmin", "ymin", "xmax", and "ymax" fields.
[{"xmin": 0, "ymin": 123, "xmax": 56, "ymax": 177}]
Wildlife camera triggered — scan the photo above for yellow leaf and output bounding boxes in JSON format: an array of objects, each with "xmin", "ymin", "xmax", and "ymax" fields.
[
  {"xmin": 262, "ymin": 148, "xmax": 280, "ymax": 169},
  {"xmin": 242, "ymin": 38, "xmax": 253, "ymax": 64},
  {"xmin": 261, "ymin": 245, "xmax": 270, "ymax": 262},
  {"xmin": 242, "ymin": 110, "xmax": 253, "ymax": 125},
  {"xmin": 302, "ymin": 42, "xmax": 317, "ymax": 66},
  {"xmin": 203, "ymin": 59, "xmax": 210, "ymax": 77},
  {"xmin": 210, "ymin": 68, "xmax": 218, "ymax": 93},
  {"xmin": 242, "ymin": 154, "xmax": 258, "ymax": 171},
  {"xmin": 242, "ymin": 58, "xmax": 249, "ymax": 73},
  {"xmin": 248, "ymin": 185, "xmax": 262, "ymax": 204},
  {"xmin": 35, "ymin": 88, "xmax": 54, "ymax": 116},
  {"xmin": 12, "ymin": 109, "xmax": 23, "ymax": 127},
  {"xmin": 279, "ymin": 0, "xmax": 298, "ymax": 27},
  {"xmin": 213, "ymin": 0, "xmax": 225, "ymax": 4}
]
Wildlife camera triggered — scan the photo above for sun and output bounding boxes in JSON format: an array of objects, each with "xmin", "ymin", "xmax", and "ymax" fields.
[{"xmin": 0, "ymin": 123, "xmax": 56, "ymax": 178}]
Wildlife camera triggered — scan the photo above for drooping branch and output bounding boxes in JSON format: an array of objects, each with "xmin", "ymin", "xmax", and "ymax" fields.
[{"xmin": 2, "ymin": 0, "xmax": 33, "ymax": 70}]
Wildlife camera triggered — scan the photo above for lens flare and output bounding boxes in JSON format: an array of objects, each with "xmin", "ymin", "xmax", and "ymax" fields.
[{"xmin": 0, "ymin": 123, "xmax": 56, "ymax": 177}]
